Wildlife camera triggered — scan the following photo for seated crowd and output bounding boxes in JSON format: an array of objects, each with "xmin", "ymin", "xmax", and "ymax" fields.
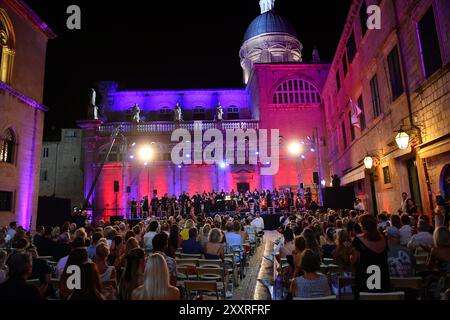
[
  {"xmin": 267, "ymin": 207, "xmax": 450, "ymax": 300},
  {"xmin": 0, "ymin": 191, "xmax": 448, "ymax": 301},
  {"xmin": 0, "ymin": 208, "xmax": 265, "ymax": 300}
]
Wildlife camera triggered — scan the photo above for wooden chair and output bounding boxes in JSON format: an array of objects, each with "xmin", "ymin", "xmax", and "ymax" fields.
[
  {"xmin": 26, "ymin": 279, "xmax": 41, "ymax": 287},
  {"xmin": 359, "ymin": 291, "xmax": 405, "ymax": 300},
  {"xmin": 414, "ymin": 255, "xmax": 429, "ymax": 274},
  {"xmin": 293, "ymin": 295, "xmax": 337, "ymax": 301},
  {"xmin": 175, "ymin": 258, "xmax": 199, "ymax": 268},
  {"xmin": 180, "ymin": 253, "xmax": 203, "ymax": 259},
  {"xmin": 197, "ymin": 267, "xmax": 226, "ymax": 299},
  {"xmin": 198, "ymin": 259, "xmax": 223, "ymax": 269},
  {"xmin": 185, "ymin": 280, "xmax": 220, "ymax": 300},
  {"xmin": 390, "ymin": 277, "xmax": 422, "ymax": 290},
  {"xmin": 177, "ymin": 266, "xmax": 198, "ymax": 281},
  {"xmin": 37, "ymin": 256, "xmax": 53, "ymax": 261}
]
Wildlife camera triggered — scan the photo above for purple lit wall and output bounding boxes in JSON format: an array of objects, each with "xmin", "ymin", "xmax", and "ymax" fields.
[{"xmin": 108, "ymin": 89, "xmax": 249, "ymax": 113}]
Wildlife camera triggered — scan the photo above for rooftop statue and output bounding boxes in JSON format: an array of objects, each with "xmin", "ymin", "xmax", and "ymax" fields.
[
  {"xmin": 174, "ymin": 103, "xmax": 183, "ymax": 122},
  {"xmin": 132, "ymin": 103, "xmax": 140, "ymax": 123},
  {"xmin": 216, "ymin": 103, "xmax": 224, "ymax": 121},
  {"xmin": 90, "ymin": 88, "xmax": 99, "ymax": 120}
]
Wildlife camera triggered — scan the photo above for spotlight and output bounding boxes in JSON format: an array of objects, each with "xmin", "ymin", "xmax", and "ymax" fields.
[
  {"xmin": 138, "ymin": 145, "xmax": 153, "ymax": 162},
  {"xmin": 310, "ymin": 148, "xmax": 316, "ymax": 153},
  {"xmin": 129, "ymin": 155, "xmax": 135, "ymax": 159},
  {"xmin": 219, "ymin": 162, "xmax": 227, "ymax": 169},
  {"xmin": 144, "ymin": 162, "xmax": 148, "ymax": 166},
  {"xmin": 321, "ymin": 179, "xmax": 326, "ymax": 187},
  {"xmin": 177, "ymin": 165, "xmax": 182, "ymax": 169},
  {"xmin": 301, "ymin": 155, "xmax": 306, "ymax": 160},
  {"xmin": 288, "ymin": 141, "xmax": 302, "ymax": 156},
  {"xmin": 131, "ymin": 142, "xmax": 136, "ymax": 147}
]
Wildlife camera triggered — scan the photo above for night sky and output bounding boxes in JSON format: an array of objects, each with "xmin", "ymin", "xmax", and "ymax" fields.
[{"xmin": 24, "ymin": 0, "xmax": 352, "ymax": 135}]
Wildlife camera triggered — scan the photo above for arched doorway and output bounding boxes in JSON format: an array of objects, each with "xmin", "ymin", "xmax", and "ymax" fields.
[{"xmin": 441, "ymin": 164, "xmax": 450, "ymax": 201}]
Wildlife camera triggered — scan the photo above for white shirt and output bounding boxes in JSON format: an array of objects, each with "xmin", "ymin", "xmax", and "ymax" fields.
[
  {"xmin": 399, "ymin": 225, "xmax": 412, "ymax": 246},
  {"xmin": 143, "ymin": 231, "xmax": 157, "ymax": 252},
  {"xmin": 56, "ymin": 256, "xmax": 92, "ymax": 279},
  {"xmin": 407, "ymin": 232, "xmax": 434, "ymax": 251},
  {"xmin": 5, "ymin": 228, "xmax": 16, "ymax": 242},
  {"xmin": 251, "ymin": 217, "xmax": 264, "ymax": 232}
]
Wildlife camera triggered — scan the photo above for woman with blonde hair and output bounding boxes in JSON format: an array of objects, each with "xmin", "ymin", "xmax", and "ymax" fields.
[
  {"xmin": 200, "ymin": 224, "xmax": 211, "ymax": 249},
  {"xmin": 132, "ymin": 253, "xmax": 180, "ymax": 300}
]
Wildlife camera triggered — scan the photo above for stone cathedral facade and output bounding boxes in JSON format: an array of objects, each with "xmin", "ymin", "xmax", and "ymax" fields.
[{"xmin": 78, "ymin": 0, "xmax": 330, "ymax": 220}]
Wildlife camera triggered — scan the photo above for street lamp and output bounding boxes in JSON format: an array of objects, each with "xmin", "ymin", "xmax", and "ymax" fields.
[
  {"xmin": 138, "ymin": 145, "xmax": 154, "ymax": 162},
  {"xmin": 364, "ymin": 155, "xmax": 374, "ymax": 170},
  {"xmin": 395, "ymin": 129, "xmax": 410, "ymax": 150},
  {"xmin": 288, "ymin": 141, "xmax": 303, "ymax": 156}
]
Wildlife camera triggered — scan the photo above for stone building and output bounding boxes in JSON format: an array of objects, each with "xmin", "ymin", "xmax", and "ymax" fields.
[
  {"xmin": 321, "ymin": 0, "xmax": 450, "ymax": 215},
  {"xmin": 0, "ymin": 0, "xmax": 55, "ymax": 229},
  {"xmin": 39, "ymin": 129, "xmax": 84, "ymax": 209},
  {"xmin": 79, "ymin": 0, "xmax": 330, "ymax": 221}
]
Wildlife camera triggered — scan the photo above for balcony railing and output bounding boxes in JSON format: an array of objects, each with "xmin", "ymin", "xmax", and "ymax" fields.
[{"xmin": 98, "ymin": 120, "xmax": 260, "ymax": 135}]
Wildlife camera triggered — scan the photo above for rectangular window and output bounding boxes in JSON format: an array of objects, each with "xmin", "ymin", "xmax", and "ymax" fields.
[
  {"xmin": 0, "ymin": 191, "xmax": 13, "ymax": 212},
  {"xmin": 341, "ymin": 121, "xmax": 347, "ymax": 150},
  {"xmin": 347, "ymin": 32, "xmax": 357, "ymax": 64},
  {"xmin": 418, "ymin": 7, "xmax": 443, "ymax": 78},
  {"xmin": 360, "ymin": 0, "xmax": 368, "ymax": 36},
  {"xmin": 349, "ymin": 111, "xmax": 355, "ymax": 141},
  {"xmin": 383, "ymin": 166, "xmax": 392, "ymax": 184},
  {"xmin": 387, "ymin": 46, "xmax": 404, "ymax": 100},
  {"xmin": 358, "ymin": 95, "xmax": 366, "ymax": 131},
  {"xmin": 342, "ymin": 52, "xmax": 348, "ymax": 76},
  {"xmin": 370, "ymin": 75, "xmax": 382, "ymax": 118},
  {"xmin": 43, "ymin": 147, "xmax": 49, "ymax": 158},
  {"xmin": 336, "ymin": 71, "xmax": 341, "ymax": 92}
]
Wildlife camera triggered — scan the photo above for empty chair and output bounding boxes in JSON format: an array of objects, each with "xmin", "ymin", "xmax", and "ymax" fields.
[
  {"xmin": 359, "ymin": 291, "xmax": 405, "ymax": 300},
  {"xmin": 198, "ymin": 259, "xmax": 223, "ymax": 269},
  {"xmin": 185, "ymin": 280, "xmax": 220, "ymax": 300}
]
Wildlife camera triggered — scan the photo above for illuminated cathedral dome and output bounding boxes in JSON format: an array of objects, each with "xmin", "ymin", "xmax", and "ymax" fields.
[
  {"xmin": 240, "ymin": 0, "xmax": 303, "ymax": 84},
  {"xmin": 243, "ymin": 10, "xmax": 298, "ymax": 42}
]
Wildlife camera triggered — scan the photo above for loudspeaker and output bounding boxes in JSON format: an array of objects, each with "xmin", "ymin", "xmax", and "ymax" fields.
[
  {"xmin": 300, "ymin": 183, "xmax": 304, "ymax": 189},
  {"xmin": 313, "ymin": 172, "xmax": 320, "ymax": 185},
  {"xmin": 322, "ymin": 187, "xmax": 355, "ymax": 210},
  {"xmin": 126, "ymin": 186, "xmax": 131, "ymax": 193},
  {"xmin": 114, "ymin": 181, "xmax": 119, "ymax": 193}
]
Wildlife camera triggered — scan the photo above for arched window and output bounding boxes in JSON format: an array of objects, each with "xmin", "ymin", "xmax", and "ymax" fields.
[
  {"xmin": 159, "ymin": 107, "xmax": 173, "ymax": 121},
  {"xmin": 272, "ymin": 79, "xmax": 321, "ymax": 108},
  {"xmin": 0, "ymin": 128, "xmax": 15, "ymax": 163},
  {"xmin": 0, "ymin": 9, "xmax": 15, "ymax": 84}
]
